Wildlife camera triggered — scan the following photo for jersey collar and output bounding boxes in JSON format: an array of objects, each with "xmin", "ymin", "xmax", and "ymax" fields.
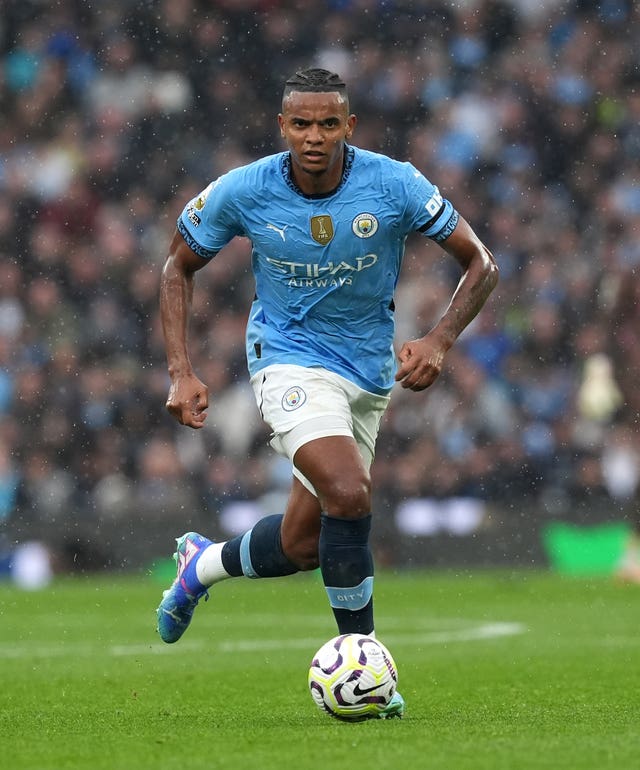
[{"xmin": 281, "ymin": 145, "xmax": 355, "ymax": 199}]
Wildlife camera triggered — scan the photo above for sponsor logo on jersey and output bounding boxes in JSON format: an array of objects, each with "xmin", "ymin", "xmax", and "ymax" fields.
[
  {"xmin": 265, "ymin": 253, "xmax": 378, "ymax": 288},
  {"xmin": 281, "ymin": 386, "xmax": 307, "ymax": 411},
  {"xmin": 352, "ymin": 213, "xmax": 379, "ymax": 238},
  {"xmin": 310, "ymin": 215, "xmax": 334, "ymax": 244},
  {"xmin": 266, "ymin": 254, "xmax": 377, "ymax": 277}
]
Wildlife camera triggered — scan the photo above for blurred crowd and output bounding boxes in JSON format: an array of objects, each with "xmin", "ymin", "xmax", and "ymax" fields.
[{"xmin": 1, "ymin": 0, "xmax": 639, "ymax": 570}]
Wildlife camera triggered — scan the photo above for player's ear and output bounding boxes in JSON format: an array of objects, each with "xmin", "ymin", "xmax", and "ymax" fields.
[
  {"xmin": 345, "ymin": 114, "xmax": 357, "ymax": 140},
  {"xmin": 278, "ymin": 113, "xmax": 285, "ymax": 138}
]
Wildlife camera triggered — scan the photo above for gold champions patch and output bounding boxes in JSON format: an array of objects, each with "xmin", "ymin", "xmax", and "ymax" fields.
[{"xmin": 310, "ymin": 215, "xmax": 334, "ymax": 244}]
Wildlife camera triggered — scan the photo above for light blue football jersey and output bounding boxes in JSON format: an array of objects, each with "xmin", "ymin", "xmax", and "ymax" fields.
[{"xmin": 177, "ymin": 146, "xmax": 459, "ymax": 395}]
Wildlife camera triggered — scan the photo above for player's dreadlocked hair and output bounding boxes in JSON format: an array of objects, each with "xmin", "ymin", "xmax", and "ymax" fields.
[{"xmin": 283, "ymin": 68, "xmax": 348, "ymax": 101}]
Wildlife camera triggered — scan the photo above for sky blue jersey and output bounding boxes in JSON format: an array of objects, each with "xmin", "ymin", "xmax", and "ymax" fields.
[{"xmin": 177, "ymin": 145, "xmax": 459, "ymax": 395}]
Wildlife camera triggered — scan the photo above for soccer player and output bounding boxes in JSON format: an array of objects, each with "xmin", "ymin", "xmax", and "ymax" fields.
[{"xmin": 157, "ymin": 68, "xmax": 498, "ymax": 718}]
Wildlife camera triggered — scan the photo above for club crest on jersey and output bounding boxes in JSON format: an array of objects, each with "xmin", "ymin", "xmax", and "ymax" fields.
[
  {"xmin": 282, "ymin": 386, "xmax": 307, "ymax": 412},
  {"xmin": 310, "ymin": 215, "xmax": 334, "ymax": 245},
  {"xmin": 352, "ymin": 213, "xmax": 379, "ymax": 238}
]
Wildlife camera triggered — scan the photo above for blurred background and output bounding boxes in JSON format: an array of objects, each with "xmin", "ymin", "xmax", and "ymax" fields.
[{"xmin": 1, "ymin": 0, "xmax": 639, "ymax": 585}]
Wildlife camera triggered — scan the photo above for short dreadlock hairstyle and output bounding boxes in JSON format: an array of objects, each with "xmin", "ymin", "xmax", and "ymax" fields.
[{"xmin": 283, "ymin": 68, "xmax": 348, "ymax": 104}]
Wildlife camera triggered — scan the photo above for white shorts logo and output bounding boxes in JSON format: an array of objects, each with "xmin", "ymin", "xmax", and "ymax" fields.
[
  {"xmin": 352, "ymin": 213, "xmax": 379, "ymax": 238},
  {"xmin": 282, "ymin": 386, "xmax": 307, "ymax": 411}
]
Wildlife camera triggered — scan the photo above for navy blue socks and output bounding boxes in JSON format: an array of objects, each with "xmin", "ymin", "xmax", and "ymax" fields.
[
  {"xmin": 319, "ymin": 513, "xmax": 374, "ymax": 635},
  {"xmin": 221, "ymin": 511, "xmax": 375, "ymax": 635},
  {"xmin": 221, "ymin": 513, "xmax": 298, "ymax": 578}
]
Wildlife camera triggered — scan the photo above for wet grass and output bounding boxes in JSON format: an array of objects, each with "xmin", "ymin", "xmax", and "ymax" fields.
[{"xmin": 1, "ymin": 569, "xmax": 639, "ymax": 769}]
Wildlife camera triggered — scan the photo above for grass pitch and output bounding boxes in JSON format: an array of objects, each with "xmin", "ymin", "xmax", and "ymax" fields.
[{"xmin": 1, "ymin": 568, "xmax": 639, "ymax": 769}]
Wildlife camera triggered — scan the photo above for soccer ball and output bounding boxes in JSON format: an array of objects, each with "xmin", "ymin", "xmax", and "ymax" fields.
[{"xmin": 308, "ymin": 633, "xmax": 398, "ymax": 721}]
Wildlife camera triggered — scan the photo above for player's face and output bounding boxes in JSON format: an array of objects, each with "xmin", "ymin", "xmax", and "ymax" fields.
[{"xmin": 278, "ymin": 91, "xmax": 356, "ymax": 194}]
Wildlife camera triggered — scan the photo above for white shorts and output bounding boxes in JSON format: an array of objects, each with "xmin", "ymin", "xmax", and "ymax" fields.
[{"xmin": 250, "ymin": 365, "xmax": 390, "ymax": 495}]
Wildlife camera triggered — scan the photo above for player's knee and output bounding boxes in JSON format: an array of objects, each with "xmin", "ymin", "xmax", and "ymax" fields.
[{"xmin": 321, "ymin": 474, "xmax": 371, "ymax": 519}]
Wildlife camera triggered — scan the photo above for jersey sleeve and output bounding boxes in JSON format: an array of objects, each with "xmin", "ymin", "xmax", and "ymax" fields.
[
  {"xmin": 177, "ymin": 172, "xmax": 244, "ymax": 259},
  {"xmin": 400, "ymin": 163, "xmax": 460, "ymax": 244}
]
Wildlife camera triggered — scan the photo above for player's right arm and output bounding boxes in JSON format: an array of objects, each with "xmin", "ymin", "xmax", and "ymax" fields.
[{"xmin": 160, "ymin": 229, "xmax": 210, "ymax": 429}]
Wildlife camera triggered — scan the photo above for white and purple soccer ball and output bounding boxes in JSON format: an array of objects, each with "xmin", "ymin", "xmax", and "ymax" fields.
[{"xmin": 308, "ymin": 633, "xmax": 398, "ymax": 721}]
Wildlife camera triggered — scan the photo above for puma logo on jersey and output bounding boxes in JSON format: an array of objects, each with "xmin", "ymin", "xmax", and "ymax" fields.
[{"xmin": 266, "ymin": 223, "xmax": 288, "ymax": 241}]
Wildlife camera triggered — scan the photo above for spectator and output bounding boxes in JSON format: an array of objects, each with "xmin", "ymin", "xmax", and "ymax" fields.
[{"xmin": 1, "ymin": 0, "xmax": 639, "ymax": 570}]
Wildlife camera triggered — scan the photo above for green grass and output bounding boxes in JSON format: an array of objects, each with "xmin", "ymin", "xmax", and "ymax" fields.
[{"xmin": 1, "ymin": 568, "xmax": 639, "ymax": 769}]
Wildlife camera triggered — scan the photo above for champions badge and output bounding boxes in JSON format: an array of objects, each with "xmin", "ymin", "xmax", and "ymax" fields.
[
  {"xmin": 310, "ymin": 215, "xmax": 334, "ymax": 244},
  {"xmin": 186, "ymin": 181, "xmax": 215, "ymax": 227},
  {"xmin": 282, "ymin": 386, "xmax": 307, "ymax": 411},
  {"xmin": 352, "ymin": 213, "xmax": 379, "ymax": 238}
]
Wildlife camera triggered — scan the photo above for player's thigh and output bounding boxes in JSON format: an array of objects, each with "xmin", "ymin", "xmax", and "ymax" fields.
[{"xmin": 293, "ymin": 434, "xmax": 371, "ymax": 517}]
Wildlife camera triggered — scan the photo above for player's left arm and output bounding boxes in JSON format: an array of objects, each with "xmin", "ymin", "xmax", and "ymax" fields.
[{"xmin": 395, "ymin": 215, "xmax": 499, "ymax": 392}]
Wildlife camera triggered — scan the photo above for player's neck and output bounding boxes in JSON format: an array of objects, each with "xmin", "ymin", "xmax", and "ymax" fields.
[
  {"xmin": 287, "ymin": 146, "xmax": 352, "ymax": 197},
  {"xmin": 290, "ymin": 162, "xmax": 344, "ymax": 196}
]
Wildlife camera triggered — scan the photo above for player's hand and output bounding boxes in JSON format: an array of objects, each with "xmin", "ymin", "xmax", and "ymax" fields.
[
  {"xmin": 166, "ymin": 373, "xmax": 209, "ymax": 428},
  {"xmin": 395, "ymin": 335, "xmax": 448, "ymax": 391}
]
